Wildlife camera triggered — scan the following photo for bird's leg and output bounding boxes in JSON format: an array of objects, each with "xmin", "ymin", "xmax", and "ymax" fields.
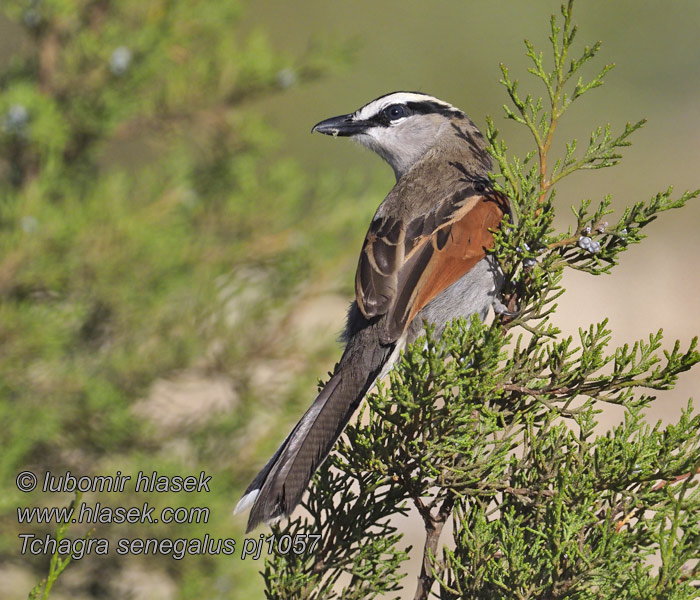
[{"xmin": 493, "ymin": 297, "xmax": 520, "ymax": 318}]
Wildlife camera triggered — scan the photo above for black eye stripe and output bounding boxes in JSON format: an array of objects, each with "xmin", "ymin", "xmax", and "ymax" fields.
[
  {"xmin": 364, "ymin": 110, "xmax": 405, "ymax": 128},
  {"xmin": 361, "ymin": 100, "xmax": 465, "ymax": 128},
  {"xmin": 405, "ymin": 101, "xmax": 465, "ymax": 119}
]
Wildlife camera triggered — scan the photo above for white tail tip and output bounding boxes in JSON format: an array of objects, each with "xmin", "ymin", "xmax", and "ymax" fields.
[{"xmin": 233, "ymin": 489, "xmax": 259, "ymax": 516}]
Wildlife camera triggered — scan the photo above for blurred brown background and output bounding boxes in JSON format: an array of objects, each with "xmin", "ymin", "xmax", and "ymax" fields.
[
  {"xmin": 247, "ymin": 0, "xmax": 700, "ymax": 424},
  {"xmin": 250, "ymin": 0, "xmax": 700, "ymax": 418}
]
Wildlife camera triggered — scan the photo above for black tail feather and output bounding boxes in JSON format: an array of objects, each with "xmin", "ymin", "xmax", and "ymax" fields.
[{"xmin": 236, "ymin": 322, "xmax": 393, "ymax": 532}]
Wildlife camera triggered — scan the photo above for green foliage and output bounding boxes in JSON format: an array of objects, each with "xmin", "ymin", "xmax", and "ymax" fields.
[
  {"xmin": 27, "ymin": 492, "xmax": 88, "ymax": 600},
  {"xmin": 265, "ymin": 2, "xmax": 700, "ymax": 598},
  {"xmin": 0, "ymin": 0, "xmax": 357, "ymax": 597}
]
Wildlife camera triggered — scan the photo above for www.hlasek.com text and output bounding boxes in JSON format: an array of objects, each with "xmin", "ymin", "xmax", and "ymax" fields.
[{"xmin": 18, "ymin": 501, "xmax": 209, "ymax": 525}]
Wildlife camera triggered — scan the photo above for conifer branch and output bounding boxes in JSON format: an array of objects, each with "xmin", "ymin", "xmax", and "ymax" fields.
[{"xmin": 263, "ymin": 2, "xmax": 700, "ymax": 598}]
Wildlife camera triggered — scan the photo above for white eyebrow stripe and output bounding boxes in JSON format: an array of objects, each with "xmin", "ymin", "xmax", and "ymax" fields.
[{"xmin": 353, "ymin": 92, "xmax": 455, "ymax": 121}]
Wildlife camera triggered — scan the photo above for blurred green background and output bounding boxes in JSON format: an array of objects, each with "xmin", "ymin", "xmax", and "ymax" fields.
[{"xmin": 0, "ymin": 1, "xmax": 698, "ymax": 598}]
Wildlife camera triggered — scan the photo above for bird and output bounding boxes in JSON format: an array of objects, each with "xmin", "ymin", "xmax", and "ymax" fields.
[{"xmin": 235, "ymin": 91, "xmax": 510, "ymax": 532}]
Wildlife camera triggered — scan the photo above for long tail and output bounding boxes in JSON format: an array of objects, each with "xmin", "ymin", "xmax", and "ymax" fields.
[{"xmin": 235, "ymin": 321, "xmax": 394, "ymax": 532}]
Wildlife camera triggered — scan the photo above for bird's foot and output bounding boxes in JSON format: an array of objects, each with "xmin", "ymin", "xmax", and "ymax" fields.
[{"xmin": 493, "ymin": 298, "xmax": 521, "ymax": 318}]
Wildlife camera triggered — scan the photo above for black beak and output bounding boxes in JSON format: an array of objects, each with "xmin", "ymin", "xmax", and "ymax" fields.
[{"xmin": 311, "ymin": 113, "xmax": 366, "ymax": 137}]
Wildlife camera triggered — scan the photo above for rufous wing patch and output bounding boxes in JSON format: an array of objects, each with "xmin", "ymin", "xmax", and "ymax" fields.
[{"xmin": 382, "ymin": 192, "xmax": 508, "ymax": 342}]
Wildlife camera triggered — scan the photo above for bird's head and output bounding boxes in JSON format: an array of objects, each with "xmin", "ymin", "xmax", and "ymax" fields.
[{"xmin": 312, "ymin": 91, "xmax": 490, "ymax": 179}]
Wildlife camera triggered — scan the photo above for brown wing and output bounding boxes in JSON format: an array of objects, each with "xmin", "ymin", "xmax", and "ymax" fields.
[{"xmin": 355, "ymin": 189, "xmax": 509, "ymax": 344}]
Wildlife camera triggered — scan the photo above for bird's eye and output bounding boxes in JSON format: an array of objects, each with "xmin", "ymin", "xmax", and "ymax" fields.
[{"xmin": 385, "ymin": 104, "xmax": 406, "ymax": 120}]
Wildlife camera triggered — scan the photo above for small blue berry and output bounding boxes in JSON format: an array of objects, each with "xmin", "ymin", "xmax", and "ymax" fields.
[
  {"xmin": 110, "ymin": 47, "xmax": 132, "ymax": 76},
  {"xmin": 23, "ymin": 9, "xmax": 41, "ymax": 28},
  {"xmin": 3, "ymin": 104, "xmax": 29, "ymax": 135},
  {"xmin": 578, "ymin": 236, "xmax": 593, "ymax": 250},
  {"xmin": 589, "ymin": 241, "xmax": 601, "ymax": 254},
  {"xmin": 582, "ymin": 225, "xmax": 591, "ymax": 235},
  {"xmin": 523, "ymin": 258, "xmax": 536, "ymax": 268},
  {"xmin": 276, "ymin": 68, "xmax": 297, "ymax": 89}
]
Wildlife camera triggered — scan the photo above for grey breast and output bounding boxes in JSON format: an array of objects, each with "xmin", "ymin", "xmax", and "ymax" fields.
[{"xmin": 405, "ymin": 255, "xmax": 503, "ymax": 346}]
